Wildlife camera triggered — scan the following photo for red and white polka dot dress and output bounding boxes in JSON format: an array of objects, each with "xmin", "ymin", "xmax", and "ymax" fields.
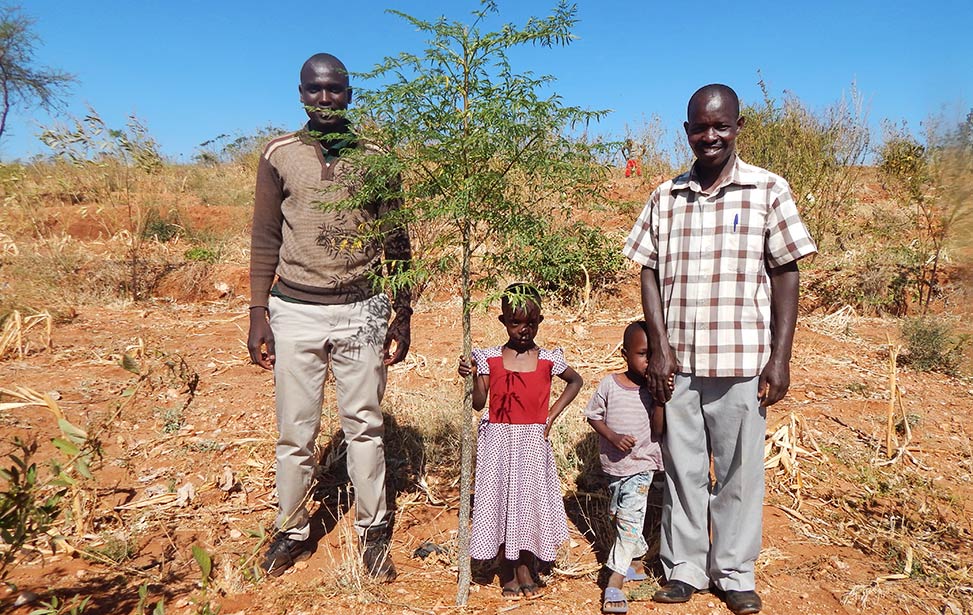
[{"xmin": 468, "ymin": 346, "xmax": 570, "ymax": 562}]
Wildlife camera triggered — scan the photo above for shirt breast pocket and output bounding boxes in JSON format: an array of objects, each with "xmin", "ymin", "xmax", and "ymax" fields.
[{"xmin": 720, "ymin": 218, "xmax": 765, "ymax": 275}]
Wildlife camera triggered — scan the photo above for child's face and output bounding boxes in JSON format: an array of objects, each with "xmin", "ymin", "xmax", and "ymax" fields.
[
  {"xmin": 499, "ymin": 301, "xmax": 543, "ymax": 351},
  {"xmin": 621, "ymin": 327, "xmax": 649, "ymax": 382}
]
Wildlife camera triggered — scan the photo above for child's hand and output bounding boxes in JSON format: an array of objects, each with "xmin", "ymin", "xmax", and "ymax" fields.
[
  {"xmin": 457, "ymin": 356, "xmax": 477, "ymax": 378},
  {"xmin": 610, "ymin": 433, "xmax": 637, "ymax": 452},
  {"xmin": 544, "ymin": 415, "xmax": 560, "ymax": 439}
]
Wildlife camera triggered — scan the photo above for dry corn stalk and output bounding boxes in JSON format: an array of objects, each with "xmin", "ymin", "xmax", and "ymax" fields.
[
  {"xmin": 886, "ymin": 334, "xmax": 900, "ymax": 459},
  {"xmin": 0, "ymin": 385, "xmax": 63, "ymax": 417},
  {"xmin": 764, "ymin": 412, "xmax": 821, "ymax": 506},
  {"xmin": 0, "ymin": 310, "xmax": 52, "ymax": 360}
]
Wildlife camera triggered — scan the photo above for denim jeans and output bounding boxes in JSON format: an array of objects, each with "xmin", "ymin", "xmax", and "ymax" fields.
[{"xmin": 606, "ymin": 471, "xmax": 654, "ymax": 576}]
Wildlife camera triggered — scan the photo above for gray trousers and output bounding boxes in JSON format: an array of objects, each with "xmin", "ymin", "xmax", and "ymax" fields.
[
  {"xmin": 660, "ymin": 374, "xmax": 766, "ymax": 592},
  {"xmin": 269, "ymin": 294, "xmax": 391, "ymax": 540}
]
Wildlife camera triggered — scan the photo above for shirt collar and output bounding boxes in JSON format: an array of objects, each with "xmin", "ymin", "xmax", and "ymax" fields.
[
  {"xmin": 298, "ymin": 125, "xmax": 358, "ymax": 161},
  {"xmin": 672, "ymin": 155, "xmax": 758, "ymax": 194}
]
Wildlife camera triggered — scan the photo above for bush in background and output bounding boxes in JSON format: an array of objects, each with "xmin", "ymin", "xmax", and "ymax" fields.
[
  {"xmin": 737, "ymin": 79, "xmax": 869, "ymax": 250},
  {"xmin": 900, "ymin": 316, "xmax": 969, "ymax": 375},
  {"xmin": 879, "ymin": 110, "xmax": 973, "ymax": 314}
]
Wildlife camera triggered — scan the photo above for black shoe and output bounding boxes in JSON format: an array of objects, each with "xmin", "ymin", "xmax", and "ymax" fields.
[
  {"xmin": 652, "ymin": 580, "xmax": 698, "ymax": 603},
  {"xmin": 361, "ymin": 531, "xmax": 397, "ymax": 582},
  {"xmin": 725, "ymin": 590, "xmax": 762, "ymax": 614},
  {"xmin": 260, "ymin": 533, "xmax": 313, "ymax": 577}
]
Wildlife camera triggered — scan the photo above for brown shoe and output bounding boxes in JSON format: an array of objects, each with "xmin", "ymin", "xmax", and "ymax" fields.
[
  {"xmin": 652, "ymin": 580, "xmax": 698, "ymax": 603},
  {"xmin": 725, "ymin": 590, "xmax": 762, "ymax": 614}
]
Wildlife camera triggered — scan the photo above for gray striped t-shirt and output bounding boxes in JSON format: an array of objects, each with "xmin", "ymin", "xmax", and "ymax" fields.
[{"xmin": 583, "ymin": 374, "xmax": 663, "ymax": 477}]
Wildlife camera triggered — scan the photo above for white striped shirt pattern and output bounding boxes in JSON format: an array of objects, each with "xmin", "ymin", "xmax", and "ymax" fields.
[{"xmin": 623, "ymin": 158, "xmax": 817, "ymax": 377}]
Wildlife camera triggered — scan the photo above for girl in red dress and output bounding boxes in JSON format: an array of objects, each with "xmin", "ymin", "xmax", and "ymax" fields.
[{"xmin": 458, "ymin": 283, "xmax": 583, "ymax": 599}]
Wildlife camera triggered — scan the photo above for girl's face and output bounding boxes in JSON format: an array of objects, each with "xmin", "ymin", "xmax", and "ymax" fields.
[{"xmin": 499, "ymin": 302, "xmax": 543, "ymax": 351}]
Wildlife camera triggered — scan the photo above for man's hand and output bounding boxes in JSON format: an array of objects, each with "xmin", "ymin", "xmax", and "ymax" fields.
[
  {"xmin": 758, "ymin": 354, "xmax": 790, "ymax": 406},
  {"xmin": 383, "ymin": 311, "xmax": 411, "ymax": 366},
  {"xmin": 247, "ymin": 308, "xmax": 275, "ymax": 370},
  {"xmin": 609, "ymin": 433, "xmax": 637, "ymax": 453},
  {"xmin": 647, "ymin": 344, "xmax": 678, "ymax": 403}
]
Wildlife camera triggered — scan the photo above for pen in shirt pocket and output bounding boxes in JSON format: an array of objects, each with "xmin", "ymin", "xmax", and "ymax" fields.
[{"xmin": 733, "ymin": 213, "xmax": 739, "ymax": 232}]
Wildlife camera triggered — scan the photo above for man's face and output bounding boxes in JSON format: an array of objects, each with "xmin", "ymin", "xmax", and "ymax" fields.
[
  {"xmin": 684, "ymin": 94, "xmax": 743, "ymax": 172},
  {"xmin": 299, "ymin": 60, "xmax": 351, "ymax": 134}
]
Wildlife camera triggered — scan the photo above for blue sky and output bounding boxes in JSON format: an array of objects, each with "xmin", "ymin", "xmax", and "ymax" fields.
[{"xmin": 2, "ymin": 0, "xmax": 971, "ymax": 163}]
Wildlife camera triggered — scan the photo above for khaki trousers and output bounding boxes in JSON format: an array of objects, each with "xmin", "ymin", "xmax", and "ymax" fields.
[
  {"xmin": 660, "ymin": 374, "xmax": 766, "ymax": 592},
  {"xmin": 269, "ymin": 293, "xmax": 391, "ymax": 540}
]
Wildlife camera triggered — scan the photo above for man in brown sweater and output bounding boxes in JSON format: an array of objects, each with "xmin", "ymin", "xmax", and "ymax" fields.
[{"xmin": 248, "ymin": 53, "xmax": 411, "ymax": 581}]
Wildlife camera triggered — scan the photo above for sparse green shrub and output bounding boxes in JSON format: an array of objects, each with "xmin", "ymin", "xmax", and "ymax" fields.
[
  {"xmin": 38, "ymin": 108, "xmax": 172, "ymax": 300},
  {"xmin": 0, "ymin": 438, "xmax": 64, "ymax": 580},
  {"xmin": 507, "ymin": 220, "xmax": 624, "ymax": 302},
  {"xmin": 879, "ymin": 111, "xmax": 973, "ymax": 314},
  {"xmin": 183, "ymin": 246, "xmax": 219, "ymax": 264},
  {"xmin": 798, "ymin": 246, "xmax": 919, "ymax": 315},
  {"xmin": 737, "ymin": 79, "xmax": 869, "ymax": 249},
  {"xmin": 900, "ymin": 316, "xmax": 968, "ymax": 375},
  {"xmin": 28, "ymin": 595, "xmax": 91, "ymax": 615},
  {"xmin": 620, "ymin": 114, "xmax": 690, "ymax": 181},
  {"xmin": 142, "ymin": 207, "xmax": 184, "ymax": 242},
  {"xmin": 84, "ymin": 532, "xmax": 134, "ymax": 564}
]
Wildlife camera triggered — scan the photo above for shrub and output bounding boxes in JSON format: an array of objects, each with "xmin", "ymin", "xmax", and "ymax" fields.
[
  {"xmin": 900, "ymin": 316, "xmax": 968, "ymax": 375},
  {"xmin": 737, "ymin": 79, "xmax": 869, "ymax": 249},
  {"xmin": 506, "ymin": 220, "xmax": 625, "ymax": 303},
  {"xmin": 184, "ymin": 246, "xmax": 219, "ymax": 263},
  {"xmin": 0, "ymin": 438, "xmax": 64, "ymax": 580},
  {"xmin": 879, "ymin": 111, "xmax": 973, "ymax": 314},
  {"xmin": 142, "ymin": 207, "xmax": 185, "ymax": 242}
]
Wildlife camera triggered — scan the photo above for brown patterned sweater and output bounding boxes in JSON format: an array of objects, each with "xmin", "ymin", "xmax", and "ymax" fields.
[{"xmin": 249, "ymin": 129, "xmax": 402, "ymax": 307}]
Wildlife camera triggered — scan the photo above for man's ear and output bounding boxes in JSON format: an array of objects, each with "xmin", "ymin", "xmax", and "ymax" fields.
[
  {"xmin": 498, "ymin": 314, "xmax": 506, "ymax": 325},
  {"xmin": 347, "ymin": 86, "xmax": 353, "ymax": 104},
  {"xmin": 683, "ymin": 120, "xmax": 690, "ymax": 137},
  {"xmin": 298, "ymin": 84, "xmax": 305, "ymax": 103},
  {"xmin": 537, "ymin": 314, "xmax": 545, "ymax": 324},
  {"xmin": 737, "ymin": 115, "xmax": 745, "ymax": 131}
]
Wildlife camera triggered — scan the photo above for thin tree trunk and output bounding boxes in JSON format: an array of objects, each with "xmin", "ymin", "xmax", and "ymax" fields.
[
  {"xmin": 0, "ymin": 65, "xmax": 11, "ymax": 141},
  {"xmin": 456, "ymin": 227, "xmax": 474, "ymax": 605},
  {"xmin": 923, "ymin": 246, "xmax": 941, "ymax": 315}
]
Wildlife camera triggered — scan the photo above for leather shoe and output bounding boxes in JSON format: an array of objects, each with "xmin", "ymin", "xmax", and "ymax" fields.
[
  {"xmin": 725, "ymin": 590, "xmax": 762, "ymax": 614},
  {"xmin": 652, "ymin": 580, "xmax": 698, "ymax": 603}
]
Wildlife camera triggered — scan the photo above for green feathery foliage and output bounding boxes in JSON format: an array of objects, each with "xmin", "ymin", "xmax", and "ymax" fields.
[{"xmin": 325, "ymin": 1, "xmax": 612, "ymax": 604}]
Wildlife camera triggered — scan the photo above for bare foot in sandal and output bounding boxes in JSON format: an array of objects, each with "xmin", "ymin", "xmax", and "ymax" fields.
[{"xmin": 515, "ymin": 562, "xmax": 544, "ymax": 599}]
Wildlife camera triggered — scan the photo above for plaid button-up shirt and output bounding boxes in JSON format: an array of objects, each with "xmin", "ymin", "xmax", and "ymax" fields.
[{"xmin": 623, "ymin": 157, "xmax": 817, "ymax": 377}]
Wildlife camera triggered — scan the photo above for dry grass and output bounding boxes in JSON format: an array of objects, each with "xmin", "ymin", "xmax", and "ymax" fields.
[
  {"xmin": 3, "ymin": 146, "xmax": 972, "ymax": 613},
  {"xmin": 0, "ymin": 309, "xmax": 51, "ymax": 359}
]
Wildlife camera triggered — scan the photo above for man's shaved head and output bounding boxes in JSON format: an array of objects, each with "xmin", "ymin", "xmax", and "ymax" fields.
[
  {"xmin": 300, "ymin": 53, "xmax": 348, "ymax": 82},
  {"xmin": 299, "ymin": 53, "xmax": 352, "ymax": 133},
  {"xmin": 687, "ymin": 84, "xmax": 740, "ymax": 121}
]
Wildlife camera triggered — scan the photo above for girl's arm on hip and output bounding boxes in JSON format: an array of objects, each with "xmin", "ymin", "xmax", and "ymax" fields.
[{"xmin": 545, "ymin": 366, "xmax": 584, "ymax": 436}]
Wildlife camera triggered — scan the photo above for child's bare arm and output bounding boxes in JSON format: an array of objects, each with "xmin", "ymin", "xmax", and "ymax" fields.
[
  {"xmin": 458, "ymin": 356, "xmax": 489, "ymax": 410},
  {"xmin": 464, "ymin": 373, "xmax": 488, "ymax": 410},
  {"xmin": 545, "ymin": 366, "xmax": 584, "ymax": 437},
  {"xmin": 650, "ymin": 402, "xmax": 665, "ymax": 438},
  {"xmin": 588, "ymin": 418, "xmax": 637, "ymax": 452}
]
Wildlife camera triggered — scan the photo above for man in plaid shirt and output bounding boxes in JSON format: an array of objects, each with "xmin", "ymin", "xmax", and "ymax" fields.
[{"xmin": 623, "ymin": 84, "xmax": 816, "ymax": 614}]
